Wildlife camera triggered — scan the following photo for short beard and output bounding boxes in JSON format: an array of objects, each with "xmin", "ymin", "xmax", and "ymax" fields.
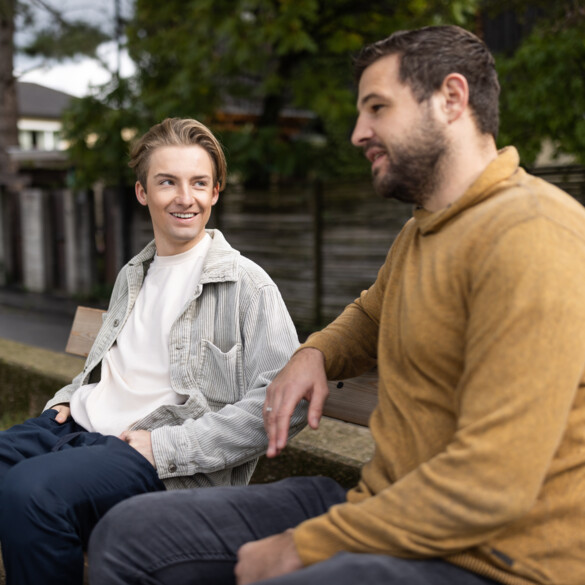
[{"xmin": 372, "ymin": 108, "xmax": 448, "ymax": 208}]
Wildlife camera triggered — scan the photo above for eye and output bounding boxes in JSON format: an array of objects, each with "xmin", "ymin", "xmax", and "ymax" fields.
[
  {"xmin": 194, "ymin": 180, "xmax": 208, "ymax": 188},
  {"xmin": 370, "ymin": 104, "xmax": 385, "ymax": 114},
  {"xmin": 159, "ymin": 178, "xmax": 173, "ymax": 186}
]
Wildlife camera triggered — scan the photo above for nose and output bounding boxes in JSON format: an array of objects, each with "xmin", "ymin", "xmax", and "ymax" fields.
[
  {"xmin": 351, "ymin": 114, "xmax": 373, "ymax": 147},
  {"xmin": 175, "ymin": 182, "xmax": 193, "ymax": 205}
]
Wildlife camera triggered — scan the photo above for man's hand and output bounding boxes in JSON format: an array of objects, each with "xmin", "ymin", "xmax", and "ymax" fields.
[
  {"xmin": 119, "ymin": 430, "xmax": 156, "ymax": 468},
  {"xmin": 264, "ymin": 348, "xmax": 329, "ymax": 458},
  {"xmin": 52, "ymin": 404, "xmax": 71, "ymax": 424},
  {"xmin": 235, "ymin": 530, "xmax": 303, "ymax": 585}
]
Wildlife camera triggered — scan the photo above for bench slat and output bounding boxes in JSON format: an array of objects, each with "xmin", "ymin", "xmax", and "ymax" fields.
[
  {"xmin": 65, "ymin": 307, "xmax": 105, "ymax": 357},
  {"xmin": 324, "ymin": 371, "xmax": 378, "ymax": 426}
]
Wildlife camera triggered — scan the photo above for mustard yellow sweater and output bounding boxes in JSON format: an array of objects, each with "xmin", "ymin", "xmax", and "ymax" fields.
[{"xmin": 294, "ymin": 147, "xmax": 585, "ymax": 585}]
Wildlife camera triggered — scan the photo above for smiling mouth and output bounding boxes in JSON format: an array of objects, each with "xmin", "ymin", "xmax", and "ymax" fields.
[
  {"xmin": 368, "ymin": 151, "xmax": 388, "ymax": 175},
  {"xmin": 364, "ymin": 143, "xmax": 387, "ymax": 164},
  {"xmin": 171, "ymin": 212, "xmax": 197, "ymax": 219}
]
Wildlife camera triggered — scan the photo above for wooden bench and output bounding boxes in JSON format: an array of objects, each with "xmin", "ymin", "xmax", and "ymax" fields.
[{"xmin": 65, "ymin": 306, "xmax": 379, "ymax": 426}]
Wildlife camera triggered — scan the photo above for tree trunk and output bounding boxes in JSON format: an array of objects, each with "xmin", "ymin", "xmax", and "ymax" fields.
[{"xmin": 0, "ymin": 0, "xmax": 18, "ymax": 188}]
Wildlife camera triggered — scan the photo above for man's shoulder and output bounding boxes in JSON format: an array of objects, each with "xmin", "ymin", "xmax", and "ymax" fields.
[
  {"xmin": 462, "ymin": 167, "xmax": 585, "ymax": 240},
  {"xmin": 235, "ymin": 253, "xmax": 277, "ymax": 288},
  {"xmin": 206, "ymin": 229, "xmax": 276, "ymax": 289}
]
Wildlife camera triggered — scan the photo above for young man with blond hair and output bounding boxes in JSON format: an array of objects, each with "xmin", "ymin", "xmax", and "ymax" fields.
[
  {"xmin": 0, "ymin": 118, "xmax": 304, "ymax": 585},
  {"xmin": 90, "ymin": 26, "xmax": 585, "ymax": 585}
]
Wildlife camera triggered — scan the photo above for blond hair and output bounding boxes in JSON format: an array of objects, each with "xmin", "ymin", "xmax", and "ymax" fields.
[{"xmin": 129, "ymin": 118, "xmax": 227, "ymax": 191}]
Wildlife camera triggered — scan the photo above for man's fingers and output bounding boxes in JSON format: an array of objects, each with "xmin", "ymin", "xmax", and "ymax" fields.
[
  {"xmin": 264, "ymin": 348, "xmax": 328, "ymax": 458},
  {"xmin": 265, "ymin": 389, "xmax": 285, "ymax": 458},
  {"xmin": 273, "ymin": 383, "xmax": 325, "ymax": 454},
  {"xmin": 53, "ymin": 405, "xmax": 71, "ymax": 424},
  {"xmin": 307, "ymin": 389, "xmax": 327, "ymax": 429},
  {"xmin": 274, "ymin": 405, "xmax": 294, "ymax": 454}
]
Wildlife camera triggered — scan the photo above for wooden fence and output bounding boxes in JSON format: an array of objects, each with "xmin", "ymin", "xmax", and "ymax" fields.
[{"xmin": 209, "ymin": 180, "xmax": 410, "ymax": 332}]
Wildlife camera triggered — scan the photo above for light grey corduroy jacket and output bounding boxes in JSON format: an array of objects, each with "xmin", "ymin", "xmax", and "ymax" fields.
[{"xmin": 45, "ymin": 229, "xmax": 306, "ymax": 489}]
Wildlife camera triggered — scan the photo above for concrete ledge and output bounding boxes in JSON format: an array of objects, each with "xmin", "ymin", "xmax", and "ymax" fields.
[
  {"xmin": 0, "ymin": 338, "xmax": 84, "ymax": 423},
  {"xmin": 253, "ymin": 417, "xmax": 373, "ymax": 488}
]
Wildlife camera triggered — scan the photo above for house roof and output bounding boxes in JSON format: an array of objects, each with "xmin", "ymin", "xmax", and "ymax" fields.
[{"xmin": 16, "ymin": 82, "xmax": 75, "ymax": 119}]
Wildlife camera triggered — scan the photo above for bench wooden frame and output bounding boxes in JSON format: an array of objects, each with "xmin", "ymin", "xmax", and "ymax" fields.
[{"xmin": 66, "ymin": 306, "xmax": 378, "ymax": 427}]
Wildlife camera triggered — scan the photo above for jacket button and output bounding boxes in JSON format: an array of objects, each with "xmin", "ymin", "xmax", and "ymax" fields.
[
  {"xmin": 113, "ymin": 319, "xmax": 120, "ymax": 327},
  {"xmin": 168, "ymin": 463, "xmax": 177, "ymax": 473}
]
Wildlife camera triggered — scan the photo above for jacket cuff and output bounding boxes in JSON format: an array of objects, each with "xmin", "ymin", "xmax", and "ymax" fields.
[{"xmin": 151, "ymin": 425, "xmax": 197, "ymax": 479}]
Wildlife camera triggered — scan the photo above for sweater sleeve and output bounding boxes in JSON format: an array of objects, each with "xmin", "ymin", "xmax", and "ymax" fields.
[{"xmin": 293, "ymin": 216, "xmax": 585, "ymax": 562}]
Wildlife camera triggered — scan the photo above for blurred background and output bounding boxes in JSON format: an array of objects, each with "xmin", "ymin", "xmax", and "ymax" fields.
[{"xmin": 0, "ymin": 0, "xmax": 584, "ymax": 344}]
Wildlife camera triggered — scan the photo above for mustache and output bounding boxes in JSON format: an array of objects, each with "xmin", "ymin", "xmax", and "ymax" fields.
[{"xmin": 362, "ymin": 140, "xmax": 386, "ymax": 156}]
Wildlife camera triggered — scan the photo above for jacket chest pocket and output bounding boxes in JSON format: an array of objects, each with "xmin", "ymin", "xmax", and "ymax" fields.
[{"xmin": 196, "ymin": 340, "xmax": 244, "ymax": 408}]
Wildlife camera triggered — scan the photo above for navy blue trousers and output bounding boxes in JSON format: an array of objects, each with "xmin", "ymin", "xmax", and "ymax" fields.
[
  {"xmin": 89, "ymin": 477, "xmax": 502, "ymax": 585},
  {"xmin": 0, "ymin": 409, "xmax": 165, "ymax": 585}
]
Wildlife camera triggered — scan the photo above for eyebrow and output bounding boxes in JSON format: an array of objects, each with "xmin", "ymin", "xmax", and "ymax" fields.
[
  {"xmin": 153, "ymin": 172, "xmax": 212, "ymax": 181},
  {"xmin": 358, "ymin": 92, "xmax": 388, "ymax": 108}
]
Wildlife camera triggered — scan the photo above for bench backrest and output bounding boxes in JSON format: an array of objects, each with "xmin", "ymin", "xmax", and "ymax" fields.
[
  {"xmin": 65, "ymin": 306, "xmax": 378, "ymax": 426},
  {"xmin": 65, "ymin": 307, "xmax": 106, "ymax": 357}
]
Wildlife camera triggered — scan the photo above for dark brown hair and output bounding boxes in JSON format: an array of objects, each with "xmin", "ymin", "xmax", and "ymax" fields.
[{"xmin": 354, "ymin": 25, "xmax": 500, "ymax": 138}]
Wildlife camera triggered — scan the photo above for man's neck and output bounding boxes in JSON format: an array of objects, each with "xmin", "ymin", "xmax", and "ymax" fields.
[{"xmin": 424, "ymin": 134, "xmax": 498, "ymax": 213}]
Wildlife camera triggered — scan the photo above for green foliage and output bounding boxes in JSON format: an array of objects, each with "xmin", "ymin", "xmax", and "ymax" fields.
[
  {"xmin": 495, "ymin": 4, "xmax": 585, "ymax": 165},
  {"xmin": 14, "ymin": 0, "xmax": 585, "ymax": 194},
  {"xmin": 21, "ymin": 20, "xmax": 109, "ymax": 60},
  {"xmin": 115, "ymin": 0, "xmax": 480, "ymax": 186},
  {"xmin": 62, "ymin": 0, "xmax": 532, "ymax": 188},
  {"xmin": 0, "ymin": 410, "xmax": 27, "ymax": 430},
  {"xmin": 61, "ymin": 76, "xmax": 141, "ymax": 188}
]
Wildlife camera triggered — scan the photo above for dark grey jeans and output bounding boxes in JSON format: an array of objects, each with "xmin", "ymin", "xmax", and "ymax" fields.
[{"xmin": 88, "ymin": 477, "xmax": 501, "ymax": 585}]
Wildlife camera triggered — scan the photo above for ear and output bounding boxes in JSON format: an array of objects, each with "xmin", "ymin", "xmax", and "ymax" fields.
[
  {"xmin": 211, "ymin": 184, "xmax": 220, "ymax": 206},
  {"xmin": 135, "ymin": 181, "xmax": 148, "ymax": 206},
  {"xmin": 438, "ymin": 73, "xmax": 469, "ymax": 124}
]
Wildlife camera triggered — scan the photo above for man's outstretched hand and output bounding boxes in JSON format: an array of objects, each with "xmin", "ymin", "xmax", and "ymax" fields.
[
  {"xmin": 235, "ymin": 530, "xmax": 303, "ymax": 585},
  {"xmin": 264, "ymin": 348, "xmax": 329, "ymax": 458}
]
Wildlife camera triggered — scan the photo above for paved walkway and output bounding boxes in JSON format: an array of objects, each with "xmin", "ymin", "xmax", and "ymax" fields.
[
  {"xmin": 0, "ymin": 288, "xmax": 99, "ymax": 353},
  {"xmin": 0, "ymin": 304, "xmax": 71, "ymax": 352}
]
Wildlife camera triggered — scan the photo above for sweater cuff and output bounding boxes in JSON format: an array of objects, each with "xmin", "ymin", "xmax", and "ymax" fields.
[
  {"xmin": 292, "ymin": 513, "xmax": 346, "ymax": 566},
  {"xmin": 296, "ymin": 336, "xmax": 333, "ymax": 369}
]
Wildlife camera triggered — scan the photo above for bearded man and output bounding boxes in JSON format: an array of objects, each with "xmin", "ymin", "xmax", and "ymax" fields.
[{"xmin": 89, "ymin": 25, "xmax": 585, "ymax": 585}]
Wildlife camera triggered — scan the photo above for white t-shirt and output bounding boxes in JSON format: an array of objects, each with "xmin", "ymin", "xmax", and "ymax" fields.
[{"xmin": 70, "ymin": 234, "xmax": 212, "ymax": 436}]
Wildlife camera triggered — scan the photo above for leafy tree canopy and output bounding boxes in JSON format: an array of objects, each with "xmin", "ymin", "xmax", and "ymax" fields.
[
  {"xmin": 61, "ymin": 0, "xmax": 585, "ymax": 189},
  {"xmin": 492, "ymin": 1, "xmax": 585, "ymax": 166},
  {"xmin": 63, "ymin": 0, "xmax": 481, "ymax": 188},
  {"xmin": 14, "ymin": 0, "xmax": 113, "ymax": 66}
]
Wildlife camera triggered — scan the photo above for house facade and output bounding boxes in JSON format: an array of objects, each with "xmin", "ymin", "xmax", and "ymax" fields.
[
  {"xmin": 0, "ymin": 82, "xmax": 98, "ymax": 296},
  {"xmin": 16, "ymin": 82, "xmax": 70, "ymax": 153}
]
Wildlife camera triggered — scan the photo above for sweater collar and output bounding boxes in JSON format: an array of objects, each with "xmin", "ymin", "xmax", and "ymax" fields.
[{"xmin": 413, "ymin": 146, "xmax": 521, "ymax": 235}]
